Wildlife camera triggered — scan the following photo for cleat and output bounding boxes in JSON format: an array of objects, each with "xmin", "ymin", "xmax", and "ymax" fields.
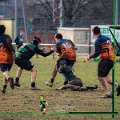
[
  {"xmin": 31, "ymin": 86, "xmax": 38, "ymax": 90},
  {"xmin": 116, "ymin": 85, "xmax": 120, "ymax": 96},
  {"xmin": 1, "ymin": 88, "xmax": 6, "ymax": 93},
  {"xmin": 45, "ymin": 81, "xmax": 53, "ymax": 87},
  {"xmin": 8, "ymin": 77, "xmax": 14, "ymax": 89},
  {"xmin": 86, "ymin": 85, "xmax": 98, "ymax": 90},
  {"xmin": 79, "ymin": 87, "xmax": 88, "ymax": 91},
  {"xmin": 14, "ymin": 81, "xmax": 20, "ymax": 87},
  {"xmin": 100, "ymin": 94, "xmax": 112, "ymax": 98}
]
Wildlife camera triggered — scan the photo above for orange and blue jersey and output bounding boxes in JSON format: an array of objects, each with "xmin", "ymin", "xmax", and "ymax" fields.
[
  {"xmin": 55, "ymin": 39, "xmax": 76, "ymax": 60},
  {"xmin": 92, "ymin": 35, "xmax": 115, "ymax": 61},
  {"xmin": 0, "ymin": 34, "xmax": 13, "ymax": 64}
]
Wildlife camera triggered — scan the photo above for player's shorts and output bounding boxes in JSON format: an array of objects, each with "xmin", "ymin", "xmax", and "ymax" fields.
[
  {"xmin": 57, "ymin": 58, "xmax": 75, "ymax": 69},
  {"xmin": 98, "ymin": 59, "xmax": 114, "ymax": 77},
  {"xmin": 15, "ymin": 58, "xmax": 34, "ymax": 71},
  {"xmin": 69, "ymin": 78, "xmax": 83, "ymax": 87},
  {"xmin": 0, "ymin": 63, "xmax": 13, "ymax": 72}
]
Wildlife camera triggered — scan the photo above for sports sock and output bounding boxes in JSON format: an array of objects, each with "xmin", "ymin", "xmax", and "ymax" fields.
[
  {"xmin": 50, "ymin": 79, "xmax": 54, "ymax": 83},
  {"xmin": 31, "ymin": 82, "xmax": 35, "ymax": 87},
  {"xmin": 15, "ymin": 77, "xmax": 19, "ymax": 82},
  {"xmin": 3, "ymin": 85, "xmax": 7, "ymax": 89}
]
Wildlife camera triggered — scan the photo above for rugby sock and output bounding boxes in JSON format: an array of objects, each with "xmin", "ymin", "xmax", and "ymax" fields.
[
  {"xmin": 15, "ymin": 77, "xmax": 19, "ymax": 82},
  {"xmin": 1, "ymin": 85, "xmax": 7, "ymax": 93},
  {"xmin": 31, "ymin": 82, "xmax": 35, "ymax": 87},
  {"xmin": 3, "ymin": 85, "xmax": 7, "ymax": 89},
  {"xmin": 50, "ymin": 79, "xmax": 54, "ymax": 83}
]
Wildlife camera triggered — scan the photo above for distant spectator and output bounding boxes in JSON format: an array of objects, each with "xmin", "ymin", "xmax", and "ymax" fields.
[
  {"xmin": 0, "ymin": 25, "xmax": 15, "ymax": 93},
  {"xmin": 15, "ymin": 30, "xmax": 24, "ymax": 49}
]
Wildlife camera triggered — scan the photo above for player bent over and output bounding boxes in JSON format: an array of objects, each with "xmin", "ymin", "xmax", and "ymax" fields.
[{"xmin": 14, "ymin": 36, "xmax": 54, "ymax": 90}]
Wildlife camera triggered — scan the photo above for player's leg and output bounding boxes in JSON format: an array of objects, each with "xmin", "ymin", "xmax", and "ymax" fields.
[
  {"xmin": 105, "ymin": 75, "xmax": 120, "ymax": 96},
  {"xmin": 2, "ymin": 64, "xmax": 14, "ymax": 90},
  {"xmin": 31, "ymin": 66, "xmax": 37, "ymax": 90},
  {"xmin": 15, "ymin": 67, "xmax": 23, "ymax": 87},
  {"xmin": 98, "ymin": 59, "xmax": 113, "ymax": 98},
  {"xmin": 14, "ymin": 57, "xmax": 24, "ymax": 87},
  {"xmin": 46, "ymin": 64, "xmax": 57, "ymax": 87},
  {"xmin": 1, "ymin": 76, "xmax": 8, "ymax": 93}
]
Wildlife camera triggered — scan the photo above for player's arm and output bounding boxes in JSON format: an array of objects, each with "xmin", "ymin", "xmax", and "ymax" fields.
[
  {"xmin": 35, "ymin": 47, "xmax": 54, "ymax": 57},
  {"xmin": 86, "ymin": 41, "xmax": 100, "ymax": 61},
  {"xmin": 4, "ymin": 35, "xmax": 15, "ymax": 54},
  {"xmin": 60, "ymin": 47, "xmax": 66, "ymax": 58},
  {"xmin": 56, "ymin": 44, "xmax": 66, "ymax": 58}
]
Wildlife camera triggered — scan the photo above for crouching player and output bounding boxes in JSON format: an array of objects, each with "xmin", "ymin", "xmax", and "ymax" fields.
[
  {"xmin": 14, "ymin": 36, "xmax": 54, "ymax": 90},
  {"xmin": 56, "ymin": 60, "xmax": 98, "ymax": 91}
]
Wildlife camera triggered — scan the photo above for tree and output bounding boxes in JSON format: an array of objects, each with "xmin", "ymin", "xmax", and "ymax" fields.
[
  {"xmin": 16, "ymin": 0, "xmax": 116, "ymax": 32},
  {"xmin": 36, "ymin": 0, "xmax": 94, "ymax": 27}
]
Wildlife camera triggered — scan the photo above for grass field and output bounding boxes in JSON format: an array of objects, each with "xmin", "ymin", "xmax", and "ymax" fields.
[{"xmin": 0, "ymin": 55, "xmax": 120, "ymax": 120}]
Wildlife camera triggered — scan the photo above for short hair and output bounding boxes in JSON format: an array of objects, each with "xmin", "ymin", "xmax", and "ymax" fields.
[
  {"xmin": 0, "ymin": 25, "xmax": 6, "ymax": 34},
  {"xmin": 54, "ymin": 33, "xmax": 63, "ymax": 39},
  {"xmin": 32, "ymin": 36, "xmax": 41, "ymax": 45},
  {"xmin": 92, "ymin": 26, "xmax": 101, "ymax": 35},
  {"xmin": 19, "ymin": 30, "xmax": 23, "ymax": 33}
]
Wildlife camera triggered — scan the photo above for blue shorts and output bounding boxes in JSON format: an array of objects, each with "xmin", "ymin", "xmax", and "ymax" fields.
[{"xmin": 0, "ymin": 63, "xmax": 13, "ymax": 72}]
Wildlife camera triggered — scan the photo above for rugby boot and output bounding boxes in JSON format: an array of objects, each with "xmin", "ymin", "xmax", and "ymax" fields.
[
  {"xmin": 14, "ymin": 81, "xmax": 20, "ymax": 87},
  {"xmin": 1, "ymin": 88, "xmax": 6, "ymax": 93},
  {"xmin": 45, "ymin": 81, "xmax": 53, "ymax": 87},
  {"xmin": 101, "ymin": 93, "xmax": 112, "ymax": 98},
  {"xmin": 8, "ymin": 77, "xmax": 14, "ymax": 89}
]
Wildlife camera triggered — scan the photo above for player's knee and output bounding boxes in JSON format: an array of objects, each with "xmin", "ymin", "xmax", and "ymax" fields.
[
  {"xmin": 58, "ymin": 60, "xmax": 67, "ymax": 73},
  {"xmin": 31, "ymin": 67, "xmax": 37, "ymax": 73}
]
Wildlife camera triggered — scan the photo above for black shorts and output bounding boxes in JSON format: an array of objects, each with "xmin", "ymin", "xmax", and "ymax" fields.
[
  {"xmin": 57, "ymin": 58, "xmax": 75, "ymax": 69},
  {"xmin": 0, "ymin": 63, "xmax": 13, "ymax": 72},
  {"xmin": 98, "ymin": 59, "xmax": 114, "ymax": 77},
  {"xmin": 69, "ymin": 78, "xmax": 83, "ymax": 87},
  {"xmin": 15, "ymin": 58, "xmax": 34, "ymax": 71}
]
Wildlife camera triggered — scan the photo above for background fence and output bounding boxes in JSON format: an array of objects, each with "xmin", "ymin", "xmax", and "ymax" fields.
[{"xmin": 1, "ymin": 0, "xmax": 120, "ymax": 55}]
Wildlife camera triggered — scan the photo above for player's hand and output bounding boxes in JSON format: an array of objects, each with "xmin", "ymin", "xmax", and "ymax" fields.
[
  {"xmin": 50, "ymin": 47, "xmax": 55, "ymax": 51},
  {"xmin": 83, "ymin": 58, "xmax": 90, "ymax": 62}
]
